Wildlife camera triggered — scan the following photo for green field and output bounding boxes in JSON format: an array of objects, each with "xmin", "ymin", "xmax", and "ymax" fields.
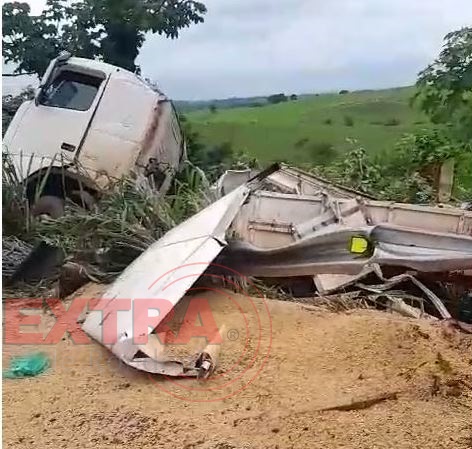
[{"xmin": 188, "ymin": 87, "xmax": 432, "ymax": 164}]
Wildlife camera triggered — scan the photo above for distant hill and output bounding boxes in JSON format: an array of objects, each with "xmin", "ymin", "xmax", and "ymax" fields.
[
  {"xmin": 186, "ymin": 86, "xmax": 432, "ymax": 165},
  {"xmin": 176, "ymin": 96, "xmax": 270, "ymax": 113}
]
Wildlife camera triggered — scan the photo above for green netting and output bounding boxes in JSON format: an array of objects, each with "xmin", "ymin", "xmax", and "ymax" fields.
[{"xmin": 3, "ymin": 352, "xmax": 50, "ymax": 379}]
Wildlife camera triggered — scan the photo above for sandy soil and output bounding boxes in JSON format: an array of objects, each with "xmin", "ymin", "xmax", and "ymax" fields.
[{"xmin": 3, "ymin": 283, "xmax": 472, "ymax": 449}]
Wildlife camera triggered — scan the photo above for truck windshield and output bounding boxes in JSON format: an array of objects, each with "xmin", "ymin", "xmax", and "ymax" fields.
[{"xmin": 39, "ymin": 70, "xmax": 102, "ymax": 111}]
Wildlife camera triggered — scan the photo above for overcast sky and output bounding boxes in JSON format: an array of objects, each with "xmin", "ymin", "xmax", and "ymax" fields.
[{"xmin": 3, "ymin": 0, "xmax": 472, "ymax": 99}]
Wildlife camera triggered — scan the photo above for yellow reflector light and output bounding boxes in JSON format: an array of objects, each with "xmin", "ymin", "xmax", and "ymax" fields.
[{"xmin": 349, "ymin": 236, "xmax": 369, "ymax": 254}]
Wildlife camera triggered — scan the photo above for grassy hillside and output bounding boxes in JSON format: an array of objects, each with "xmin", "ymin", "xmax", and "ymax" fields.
[{"xmin": 187, "ymin": 87, "xmax": 432, "ymax": 165}]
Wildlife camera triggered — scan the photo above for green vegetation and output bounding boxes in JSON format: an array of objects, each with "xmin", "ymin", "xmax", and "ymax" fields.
[
  {"xmin": 2, "ymin": 16, "xmax": 470, "ymax": 206},
  {"xmin": 2, "ymin": 0, "xmax": 206, "ymax": 75},
  {"xmin": 2, "ymin": 86, "xmax": 34, "ymax": 134},
  {"xmin": 185, "ymin": 26, "xmax": 472, "ymax": 201},
  {"xmin": 2, "ymin": 14, "xmax": 471, "ymax": 297},
  {"xmin": 267, "ymin": 93, "xmax": 288, "ymax": 104},
  {"xmin": 2, "ymin": 150, "xmax": 209, "ymax": 282},
  {"xmin": 319, "ymin": 129, "xmax": 470, "ymax": 202},
  {"xmin": 415, "ymin": 27, "xmax": 472, "ymax": 141},
  {"xmin": 343, "ymin": 115, "xmax": 354, "ymax": 127},
  {"xmin": 187, "ymin": 86, "xmax": 432, "ymax": 165}
]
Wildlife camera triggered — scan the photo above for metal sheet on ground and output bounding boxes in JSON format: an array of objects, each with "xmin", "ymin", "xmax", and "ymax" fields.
[{"xmin": 82, "ymin": 185, "xmax": 250, "ymax": 376}]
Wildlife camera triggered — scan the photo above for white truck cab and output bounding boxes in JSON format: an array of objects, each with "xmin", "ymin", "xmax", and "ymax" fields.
[{"xmin": 3, "ymin": 53, "xmax": 185, "ymax": 213}]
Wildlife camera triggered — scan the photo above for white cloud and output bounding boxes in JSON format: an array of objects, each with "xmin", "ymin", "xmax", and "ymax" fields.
[
  {"xmin": 138, "ymin": 0, "xmax": 472, "ymax": 99},
  {"xmin": 4, "ymin": 0, "xmax": 472, "ymax": 99}
]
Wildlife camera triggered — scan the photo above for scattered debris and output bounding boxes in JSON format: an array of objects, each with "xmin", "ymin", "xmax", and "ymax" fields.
[
  {"xmin": 357, "ymin": 272, "xmax": 451, "ymax": 319},
  {"xmin": 2, "ymin": 237, "xmax": 33, "ymax": 279},
  {"xmin": 81, "ymin": 165, "xmax": 283, "ymax": 376},
  {"xmin": 82, "ymin": 185, "xmax": 251, "ymax": 376},
  {"xmin": 76, "ymin": 164, "xmax": 472, "ymax": 375},
  {"xmin": 3, "ymin": 353, "xmax": 50, "ymax": 379},
  {"xmin": 443, "ymin": 319, "xmax": 472, "ymax": 334},
  {"xmin": 4, "ymin": 162, "xmax": 472, "ymax": 378}
]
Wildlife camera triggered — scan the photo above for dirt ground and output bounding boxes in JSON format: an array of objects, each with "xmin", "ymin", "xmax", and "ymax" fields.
[{"xmin": 3, "ymin": 283, "xmax": 472, "ymax": 449}]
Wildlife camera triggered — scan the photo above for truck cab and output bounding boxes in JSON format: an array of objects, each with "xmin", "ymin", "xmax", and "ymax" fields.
[{"xmin": 3, "ymin": 53, "xmax": 185, "ymax": 213}]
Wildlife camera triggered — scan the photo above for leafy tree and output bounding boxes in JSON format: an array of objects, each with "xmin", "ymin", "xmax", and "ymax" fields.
[
  {"xmin": 415, "ymin": 26, "xmax": 472, "ymax": 140},
  {"xmin": 3, "ymin": 0, "xmax": 207, "ymax": 76},
  {"xmin": 394, "ymin": 129, "xmax": 468, "ymax": 168},
  {"xmin": 209, "ymin": 104, "xmax": 217, "ymax": 114},
  {"xmin": 267, "ymin": 93, "xmax": 287, "ymax": 104},
  {"xmin": 2, "ymin": 87, "xmax": 35, "ymax": 134}
]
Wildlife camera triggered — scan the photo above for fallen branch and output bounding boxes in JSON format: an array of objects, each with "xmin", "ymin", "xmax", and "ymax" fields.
[
  {"xmin": 399, "ymin": 360, "xmax": 428, "ymax": 377},
  {"xmin": 319, "ymin": 392, "xmax": 399, "ymax": 412},
  {"xmin": 233, "ymin": 391, "xmax": 400, "ymax": 426}
]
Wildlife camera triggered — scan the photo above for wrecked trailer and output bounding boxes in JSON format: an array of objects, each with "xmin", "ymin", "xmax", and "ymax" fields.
[
  {"xmin": 217, "ymin": 224, "xmax": 472, "ymax": 278},
  {"xmin": 82, "ymin": 164, "xmax": 472, "ymax": 376},
  {"xmin": 224, "ymin": 165, "xmax": 472, "ymax": 293}
]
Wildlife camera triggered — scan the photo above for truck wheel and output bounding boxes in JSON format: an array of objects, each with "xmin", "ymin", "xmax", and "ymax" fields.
[
  {"xmin": 31, "ymin": 195, "xmax": 65, "ymax": 219},
  {"xmin": 70, "ymin": 190, "xmax": 96, "ymax": 210}
]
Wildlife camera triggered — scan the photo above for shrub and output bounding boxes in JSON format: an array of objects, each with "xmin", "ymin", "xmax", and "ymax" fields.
[
  {"xmin": 181, "ymin": 115, "xmax": 236, "ymax": 181},
  {"xmin": 323, "ymin": 118, "xmax": 333, "ymax": 125},
  {"xmin": 317, "ymin": 130, "xmax": 472, "ymax": 203},
  {"xmin": 231, "ymin": 150, "xmax": 259, "ymax": 170},
  {"xmin": 384, "ymin": 118, "xmax": 400, "ymax": 126},
  {"xmin": 267, "ymin": 93, "xmax": 288, "ymax": 104},
  {"xmin": 395, "ymin": 129, "xmax": 466, "ymax": 167},
  {"xmin": 344, "ymin": 115, "xmax": 354, "ymax": 126},
  {"xmin": 332, "ymin": 147, "xmax": 381, "ymax": 192},
  {"xmin": 294, "ymin": 137, "xmax": 309, "ymax": 148},
  {"xmin": 339, "ymin": 89, "xmax": 349, "ymax": 95},
  {"xmin": 309, "ymin": 142, "xmax": 338, "ymax": 165},
  {"xmin": 2, "ymin": 152, "xmax": 30, "ymax": 238}
]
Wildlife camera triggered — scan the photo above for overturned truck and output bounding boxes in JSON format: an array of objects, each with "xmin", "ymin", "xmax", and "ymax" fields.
[{"xmin": 3, "ymin": 52, "xmax": 185, "ymax": 217}]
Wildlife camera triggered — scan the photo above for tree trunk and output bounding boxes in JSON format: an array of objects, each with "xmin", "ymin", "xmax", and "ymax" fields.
[{"xmin": 101, "ymin": 24, "xmax": 142, "ymax": 72}]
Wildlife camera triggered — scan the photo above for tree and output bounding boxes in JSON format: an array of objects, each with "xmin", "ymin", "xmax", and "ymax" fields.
[
  {"xmin": 267, "ymin": 93, "xmax": 287, "ymax": 104},
  {"xmin": 415, "ymin": 26, "xmax": 472, "ymax": 140},
  {"xmin": 209, "ymin": 104, "xmax": 217, "ymax": 114},
  {"xmin": 2, "ymin": 87, "xmax": 35, "ymax": 134},
  {"xmin": 3, "ymin": 0, "xmax": 207, "ymax": 76}
]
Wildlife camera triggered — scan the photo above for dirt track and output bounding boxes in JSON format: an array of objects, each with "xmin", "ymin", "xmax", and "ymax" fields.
[{"xmin": 3, "ymin": 284, "xmax": 472, "ymax": 448}]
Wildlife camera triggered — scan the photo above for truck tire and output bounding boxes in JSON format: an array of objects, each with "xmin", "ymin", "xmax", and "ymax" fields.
[
  {"xmin": 70, "ymin": 189, "xmax": 96, "ymax": 210},
  {"xmin": 31, "ymin": 195, "xmax": 65, "ymax": 219}
]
